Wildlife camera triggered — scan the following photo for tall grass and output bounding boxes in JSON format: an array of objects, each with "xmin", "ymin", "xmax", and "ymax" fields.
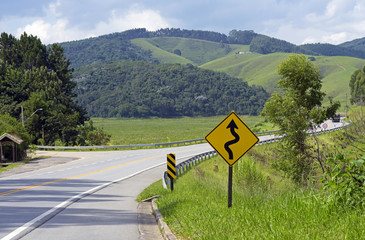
[{"xmin": 138, "ymin": 153, "xmax": 365, "ymax": 239}]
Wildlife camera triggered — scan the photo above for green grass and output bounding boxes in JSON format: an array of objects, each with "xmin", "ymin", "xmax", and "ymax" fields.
[
  {"xmin": 138, "ymin": 153, "xmax": 365, "ymax": 239},
  {"xmin": 132, "ymin": 37, "xmax": 244, "ymax": 65},
  {"xmin": 131, "ymin": 38, "xmax": 194, "ymax": 65},
  {"xmin": 92, "ymin": 116, "xmax": 270, "ymax": 145},
  {"xmin": 0, "ymin": 163, "xmax": 25, "ymax": 173}
]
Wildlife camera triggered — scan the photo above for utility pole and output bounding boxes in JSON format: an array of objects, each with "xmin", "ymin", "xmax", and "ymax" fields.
[
  {"xmin": 21, "ymin": 105, "xmax": 25, "ymax": 126},
  {"xmin": 361, "ymin": 96, "xmax": 363, "ymax": 119},
  {"xmin": 345, "ymin": 93, "xmax": 348, "ymax": 119}
]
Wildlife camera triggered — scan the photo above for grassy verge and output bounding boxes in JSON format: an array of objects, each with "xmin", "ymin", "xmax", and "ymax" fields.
[
  {"xmin": 138, "ymin": 146, "xmax": 365, "ymax": 239},
  {"xmin": 0, "ymin": 163, "xmax": 25, "ymax": 173},
  {"xmin": 92, "ymin": 116, "xmax": 274, "ymax": 145}
]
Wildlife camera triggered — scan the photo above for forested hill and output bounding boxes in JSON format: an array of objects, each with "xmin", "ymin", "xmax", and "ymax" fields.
[
  {"xmin": 59, "ymin": 34, "xmax": 158, "ymax": 69},
  {"xmin": 74, "ymin": 61, "xmax": 270, "ymax": 118},
  {"xmin": 300, "ymin": 43, "xmax": 365, "ymax": 59}
]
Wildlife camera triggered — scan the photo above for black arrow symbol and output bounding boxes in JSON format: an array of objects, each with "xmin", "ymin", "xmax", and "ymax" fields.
[{"xmin": 224, "ymin": 120, "xmax": 240, "ymax": 160}]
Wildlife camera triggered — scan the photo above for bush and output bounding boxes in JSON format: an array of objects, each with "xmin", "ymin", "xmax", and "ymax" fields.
[{"xmin": 322, "ymin": 153, "xmax": 365, "ymax": 209}]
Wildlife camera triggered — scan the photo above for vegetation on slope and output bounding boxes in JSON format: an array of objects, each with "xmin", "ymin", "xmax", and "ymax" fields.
[
  {"xmin": 301, "ymin": 43, "xmax": 365, "ymax": 59},
  {"xmin": 340, "ymin": 36, "xmax": 365, "ymax": 53},
  {"xmin": 131, "ymin": 38, "xmax": 194, "ymax": 65},
  {"xmin": 202, "ymin": 53, "xmax": 365, "ymax": 109},
  {"xmin": 74, "ymin": 60, "xmax": 270, "ymax": 118},
  {"xmin": 59, "ymin": 33, "xmax": 158, "ymax": 69},
  {"xmin": 142, "ymin": 37, "xmax": 237, "ymax": 65}
]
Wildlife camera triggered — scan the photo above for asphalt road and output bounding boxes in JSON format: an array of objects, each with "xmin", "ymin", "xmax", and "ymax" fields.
[
  {"xmin": 0, "ymin": 119, "xmax": 346, "ymax": 240},
  {"xmin": 0, "ymin": 144, "xmax": 213, "ymax": 240}
]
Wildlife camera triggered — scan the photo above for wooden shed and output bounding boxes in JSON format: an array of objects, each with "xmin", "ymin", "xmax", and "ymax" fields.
[{"xmin": 0, "ymin": 133, "xmax": 24, "ymax": 162}]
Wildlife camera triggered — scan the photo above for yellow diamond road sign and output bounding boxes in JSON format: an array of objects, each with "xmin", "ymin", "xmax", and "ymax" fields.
[{"xmin": 205, "ymin": 111, "xmax": 259, "ymax": 166}]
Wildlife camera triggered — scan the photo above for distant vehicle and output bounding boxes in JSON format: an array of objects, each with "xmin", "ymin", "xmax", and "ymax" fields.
[{"xmin": 332, "ymin": 114, "xmax": 341, "ymax": 122}]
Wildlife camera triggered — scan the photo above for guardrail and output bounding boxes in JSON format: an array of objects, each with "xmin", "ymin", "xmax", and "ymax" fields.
[
  {"xmin": 35, "ymin": 130, "xmax": 283, "ymax": 151},
  {"xmin": 35, "ymin": 122, "xmax": 350, "ymax": 151},
  {"xmin": 35, "ymin": 138, "xmax": 206, "ymax": 151},
  {"xmin": 163, "ymin": 151, "xmax": 217, "ymax": 188}
]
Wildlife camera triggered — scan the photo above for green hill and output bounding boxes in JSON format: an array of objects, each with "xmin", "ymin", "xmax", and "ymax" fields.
[
  {"xmin": 340, "ymin": 37, "xmax": 365, "ymax": 53},
  {"xmin": 131, "ymin": 38, "xmax": 193, "ymax": 65},
  {"xmin": 202, "ymin": 53, "xmax": 365, "ymax": 109},
  {"xmin": 74, "ymin": 60, "xmax": 270, "ymax": 118},
  {"xmin": 132, "ymin": 37, "xmax": 245, "ymax": 65}
]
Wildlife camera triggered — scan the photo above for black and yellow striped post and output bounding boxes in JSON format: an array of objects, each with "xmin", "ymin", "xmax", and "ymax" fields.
[{"xmin": 167, "ymin": 153, "xmax": 176, "ymax": 191}]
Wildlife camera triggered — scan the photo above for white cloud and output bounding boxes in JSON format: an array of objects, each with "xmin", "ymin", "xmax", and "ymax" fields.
[
  {"xmin": 93, "ymin": 7, "xmax": 170, "ymax": 36},
  {"xmin": 302, "ymin": 37, "xmax": 318, "ymax": 44},
  {"xmin": 17, "ymin": 19, "xmax": 51, "ymax": 41},
  {"xmin": 16, "ymin": 18, "xmax": 91, "ymax": 44},
  {"xmin": 14, "ymin": 1, "xmax": 170, "ymax": 44},
  {"xmin": 4, "ymin": 0, "xmax": 365, "ymax": 46},
  {"xmin": 322, "ymin": 32, "xmax": 348, "ymax": 44}
]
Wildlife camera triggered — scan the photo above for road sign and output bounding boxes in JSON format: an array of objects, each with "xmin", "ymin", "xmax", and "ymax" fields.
[
  {"xmin": 205, "ymin": 111, "xmax": 259, "ymax": 207},
  {"xmin": 167, "ymin": 153, "xmax": 176, "ymax": 191},
  {"xmin": 205, "ymin": 111, "xmax": 259, "ymax": 166},
  {"xmin": 167, "ymin": 153, "xmax": 176, "ymax": 179}
]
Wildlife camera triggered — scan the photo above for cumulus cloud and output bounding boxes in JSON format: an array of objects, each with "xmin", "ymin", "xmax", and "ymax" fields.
[
  {"xmin": 267, "ymin": 0, "xmax": 365, "ymax": 44},
  {"xmin": 15, "ymin": 1, "xmax": 170, "ymax": 44},
  {"xmin": 93, "ymin": 6, "xmax": 170, "ymax": 36},
  {"xmin": 4, "ymin": 0, "xmax": 365, "ymax": 45}
]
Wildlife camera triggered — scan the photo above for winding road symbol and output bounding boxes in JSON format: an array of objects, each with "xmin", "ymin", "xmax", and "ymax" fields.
[
  {"xmin": 205, "ymin": 111, "xmax": 259, "ymax": 166},
  {"xmin": 224, "ymin": 120, "xmax": 240, "ymax": 160}
]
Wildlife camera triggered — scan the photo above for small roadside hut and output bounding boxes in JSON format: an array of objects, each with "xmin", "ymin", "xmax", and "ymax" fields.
[{"xmin": 0, "ymin": 133, "xmax": 24, "ymax": 162}]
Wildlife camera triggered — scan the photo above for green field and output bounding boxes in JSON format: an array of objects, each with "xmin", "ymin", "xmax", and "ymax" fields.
[{"xmin": 92, "ymin": 116, "xmax": 273, "ymax": 145}]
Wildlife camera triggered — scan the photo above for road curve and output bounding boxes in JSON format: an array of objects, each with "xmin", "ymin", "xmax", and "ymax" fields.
[
  {"xmin": 0, "ymin": 144, "xmax": 213, "ymax": 240},
  {"xmin": 0, "ymin": 119, "xmax": 346, "ymax": 240}
]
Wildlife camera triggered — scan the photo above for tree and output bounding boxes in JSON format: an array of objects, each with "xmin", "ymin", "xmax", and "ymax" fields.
[
  {"xmin": 261, "ymin": 54, "xmax": 340, "ymax": 184},
  {"xmin": 349, "ymin": 66, "xmax": 365, "ymax": 118},
  {"xmin": 0, "ymin": 32, "xmax": 88, "ymax": 145}
]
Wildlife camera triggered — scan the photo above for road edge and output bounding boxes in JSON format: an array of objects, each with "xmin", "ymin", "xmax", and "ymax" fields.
[{"xmin": 151, "ymin": 198, "xmax": 178, "ymax": 240}]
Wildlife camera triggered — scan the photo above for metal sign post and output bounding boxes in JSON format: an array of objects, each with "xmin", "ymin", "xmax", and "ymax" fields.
[{"xmin": 228, "ymin": 165, "xmax": 233, "ymax": 208}]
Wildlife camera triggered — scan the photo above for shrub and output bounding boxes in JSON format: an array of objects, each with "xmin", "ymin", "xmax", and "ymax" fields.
[{"xmin": 322, "ymin": 153, "xmax": 365, "ymax": 209}]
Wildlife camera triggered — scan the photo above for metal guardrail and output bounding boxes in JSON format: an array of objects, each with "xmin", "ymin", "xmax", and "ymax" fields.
[
  {"xmin": 35, "ymin": 138, "xmax": 206, "ymax": 151},
  {"xmin": 35, "ymin": 130, "xmax": 283, "ymax": 151},
  {"xmin": 35, "ymin": 122, "xmax": 350, "ymax": 151},
  {"xmin": 163, "ymin": 151, "xmax": 217, "ymax": 188}
]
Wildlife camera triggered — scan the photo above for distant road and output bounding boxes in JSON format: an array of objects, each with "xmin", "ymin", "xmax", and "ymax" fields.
[{"xmin": 0, "ymin": 119, "xmax": 346, "ymax": 240}]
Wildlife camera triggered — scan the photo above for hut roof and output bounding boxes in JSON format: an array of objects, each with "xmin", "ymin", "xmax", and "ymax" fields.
[{"xmin": 0, "ymin": 133, "xmax": 24, "ymax": 144}]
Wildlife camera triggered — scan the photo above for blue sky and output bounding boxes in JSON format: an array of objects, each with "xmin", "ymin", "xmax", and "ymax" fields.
[{"xmin": 1, "ymin": 0, "xmax": 365, "ymax": 45}]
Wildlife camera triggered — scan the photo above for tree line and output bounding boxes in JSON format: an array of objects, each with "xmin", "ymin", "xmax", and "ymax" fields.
[
  {"xmin": 0, "ymin": 32, "xmax": 110, "ymax": 147},
  {"xmin": 74, "ymin": 60, "xmax": 270, "ymax": 118}
]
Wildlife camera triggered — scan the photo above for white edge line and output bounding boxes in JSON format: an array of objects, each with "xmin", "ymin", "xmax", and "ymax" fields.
[{"xmin": 1, "ymin": 161, "xmax": 165, "ymax": 240}]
